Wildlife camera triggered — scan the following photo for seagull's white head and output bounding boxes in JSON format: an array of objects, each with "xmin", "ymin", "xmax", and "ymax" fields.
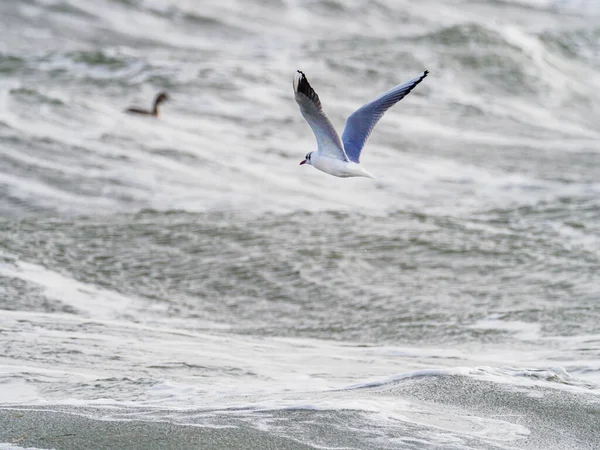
[{"xmin": 299, "ymin": 152, "xmax": 313, "ymax": 166}]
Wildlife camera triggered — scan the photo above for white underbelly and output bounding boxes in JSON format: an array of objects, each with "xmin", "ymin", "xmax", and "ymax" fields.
[{"xmin": 312, "ymin": 156, "xmax": 370, "ymax": 178}]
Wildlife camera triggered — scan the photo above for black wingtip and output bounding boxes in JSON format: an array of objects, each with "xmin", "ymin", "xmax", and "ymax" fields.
[
  {"xmin": 294, "ymin": 70, "xmax": 321, "ymax": 108},
  {"xmin": 424, "ymin": 70, "xmax": 429, "ymax": 76},
  {"xmin": 296, "ymin": 71, "xmax": 312, "ymax": 92}
]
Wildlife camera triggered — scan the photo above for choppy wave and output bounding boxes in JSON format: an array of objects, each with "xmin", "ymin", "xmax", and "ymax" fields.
[{"xmin": 1, "ymin": 0, "xmax": 600, "ymax": 448}]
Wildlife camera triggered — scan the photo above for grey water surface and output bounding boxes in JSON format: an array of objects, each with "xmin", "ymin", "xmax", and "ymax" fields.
[{"xmin": 1, "ymin": 0, "xmax": 600, "ymax": 449}]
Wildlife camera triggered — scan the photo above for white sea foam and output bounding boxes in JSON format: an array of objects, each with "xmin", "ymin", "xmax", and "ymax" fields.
[
  {"xmin": 0, "ymin": 445, "xmax": 55, "ymax": 450},
  {"xmin": 1, "ymin": 0, "xmax": 600, "ymax": 448}
]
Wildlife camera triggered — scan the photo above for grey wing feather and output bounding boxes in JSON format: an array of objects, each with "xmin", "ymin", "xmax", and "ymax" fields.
[
  {"xmin": 294, "ymin": 71, "xmax": 348, "ymax": 161},
  {"xmin": 341, "ymin": 70, "xmax": 429, "ymax": 163}
]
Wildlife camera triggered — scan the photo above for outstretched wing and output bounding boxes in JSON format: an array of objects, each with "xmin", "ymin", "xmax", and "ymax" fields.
[
  {"xmin": 294, "ymin": 70, "xmax": 348, "ymax": 161},
  {"xmin": 341, "ymin": 71, "xmax": 429, "ymax": 163}
]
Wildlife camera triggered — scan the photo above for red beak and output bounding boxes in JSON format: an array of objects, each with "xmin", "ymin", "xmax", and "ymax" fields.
[{"xmin": 299, "ymin": 159, "xmax": 307, "ymax": 165}]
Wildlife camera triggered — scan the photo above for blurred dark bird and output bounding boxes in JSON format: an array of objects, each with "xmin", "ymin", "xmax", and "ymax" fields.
[{"xmin": 125, "ymin": 92, "xmax": 169, "ymax": 117}]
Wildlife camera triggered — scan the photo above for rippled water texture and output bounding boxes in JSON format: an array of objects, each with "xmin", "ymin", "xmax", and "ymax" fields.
[{"xmin": 1, "ymin": 0, "xmax": 600, "ymax": 449}]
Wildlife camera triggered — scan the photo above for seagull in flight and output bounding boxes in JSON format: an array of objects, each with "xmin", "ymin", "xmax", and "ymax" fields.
[{"xmin": 294, "ymin": 70, "xmax": 429, "ymax": 178}]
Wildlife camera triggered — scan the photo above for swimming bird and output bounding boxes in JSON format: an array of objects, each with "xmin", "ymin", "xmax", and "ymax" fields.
[
  {"xmin": 294, "ymin": 70, "xmax": 429, "ymax": 178},
  {"xmin": 125, "ymin": 92, "xmax": 169, "ymax": 117}
]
